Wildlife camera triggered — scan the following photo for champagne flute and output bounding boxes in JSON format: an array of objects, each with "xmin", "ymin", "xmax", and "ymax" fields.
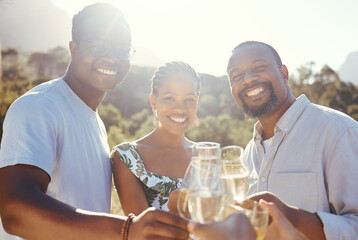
[
  {"xmin": 177, "ymin": 162, "xmax": 195, "ymax": 221},
  {"xmin": 230, "ymin": 200, "xmax": 269, "ymax": 240},
  {"xmin": 191, "ymin": 142, "xmax": 221, "ymax": 166},
  {"xmin": 177, "ymin": 142, "xmax": 221, "ymax": 220},
  {"xmin": 221, "ymin": 145, "xmax": 250, "ymax": 203},
  {"xmin": 177, "ymin": 161, "xmax": 222, "ymax": 240},
  {"xmin": 187, "ymin": 162, "xmax": 224, "ymax": 223}
]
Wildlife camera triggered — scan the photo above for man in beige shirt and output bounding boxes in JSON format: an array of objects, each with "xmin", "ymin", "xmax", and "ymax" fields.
[{"xmin": 227, "ymin": 41, "xmax": 358, "ymax": 239}]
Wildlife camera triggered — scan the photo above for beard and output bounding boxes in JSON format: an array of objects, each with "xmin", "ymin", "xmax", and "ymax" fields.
[{"xmin": 239, "ymin": 82, "xmax": 278, "ymax": 118}]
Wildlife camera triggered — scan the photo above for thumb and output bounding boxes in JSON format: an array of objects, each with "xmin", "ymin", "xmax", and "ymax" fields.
[{"xmin": 259, "ymin": 199, "xmax": 284, "ymax": 221}]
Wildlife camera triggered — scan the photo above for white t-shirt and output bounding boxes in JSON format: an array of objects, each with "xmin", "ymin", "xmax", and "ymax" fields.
[{"xmin": 0, "ymin": 78, "xmax": 112, "ymax": 239}]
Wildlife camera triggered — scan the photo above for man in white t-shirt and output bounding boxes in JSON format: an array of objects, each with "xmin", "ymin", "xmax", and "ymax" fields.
[{"xmin": 0, "ymin": 3, "xmax": 188, "ymax": 240}]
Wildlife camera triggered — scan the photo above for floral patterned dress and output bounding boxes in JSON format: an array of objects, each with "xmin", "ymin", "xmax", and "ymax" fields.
[{"xmin": 111, "ymin": 142, "xmax": 182, "ymax": 211}]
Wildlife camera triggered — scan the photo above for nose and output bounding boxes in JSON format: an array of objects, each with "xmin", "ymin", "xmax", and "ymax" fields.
[
  {"xmin": 103, "ymin": 49, "xmax": 121, "ymax": 62},
  {"xmin": 173, "ymin": 101, "xmax": 188, "ymax": 113},
  {"xmin": 242, "ymin": 70, "xmax": 258, "ymax": 86}
]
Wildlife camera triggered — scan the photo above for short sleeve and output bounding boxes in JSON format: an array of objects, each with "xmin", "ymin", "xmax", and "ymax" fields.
[{"xmin": 0, "ymin": 95, "xmax": 60, "ymax": 177}]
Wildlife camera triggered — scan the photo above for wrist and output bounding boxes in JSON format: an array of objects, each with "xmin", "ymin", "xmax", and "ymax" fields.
[{"xmin": 121, "ymin": 213, "xmax": 135, "ymax": 240}]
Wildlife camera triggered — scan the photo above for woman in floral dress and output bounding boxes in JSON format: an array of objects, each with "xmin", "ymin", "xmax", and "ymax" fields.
[{"xmin": 111, "ymin": 61, "xmax": 201, "ymax": 215}]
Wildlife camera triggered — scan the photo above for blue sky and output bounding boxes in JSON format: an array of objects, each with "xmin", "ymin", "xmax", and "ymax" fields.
[{"xmin": 51, "ymin": 0, "xmax": 358, "ymax": 77}]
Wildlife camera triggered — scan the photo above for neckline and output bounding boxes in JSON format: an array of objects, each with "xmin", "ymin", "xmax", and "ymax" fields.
[
  {"xmin": 59, "ymin": 78, "xmax": 98, "ymax": 116},
  {"xmin": 130, "ymin": 143, "xmax": 184, "ymax": 180}
]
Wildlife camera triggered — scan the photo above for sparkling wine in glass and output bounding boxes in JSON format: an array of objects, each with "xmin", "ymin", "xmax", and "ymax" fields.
[
  {"xmin": 187, "ymin": 161, "xmax": 224, "ymax": 223},
  {"xmin": 221, "ymin": 145, "xmax": 250, "ymax": 203}
]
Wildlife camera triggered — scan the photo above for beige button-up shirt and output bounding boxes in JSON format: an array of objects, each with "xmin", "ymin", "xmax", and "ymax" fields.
[{"xmin": 245, "ymin": 94, "xmax": 358, "ymax": 240}]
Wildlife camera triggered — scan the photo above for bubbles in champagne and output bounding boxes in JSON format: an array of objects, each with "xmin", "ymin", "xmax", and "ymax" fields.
[
  {"xmin": 220, "ymin": 173, "xmax": 250, "ymax": 202},
  {"xmin": 188, "ymin": 190, "xmax": 223, "ymax": 224}
]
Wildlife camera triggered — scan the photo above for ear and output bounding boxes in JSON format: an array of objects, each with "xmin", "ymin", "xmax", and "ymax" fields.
[
  {"xmin": 149, "ymin": 94, "xmax": 157, "ymax": 109},
  {"xmin": 280, "ymin": 65, "xmax": 289, "ymax": 84},
  {"xmin": 69, "ymin": 41, "xmax": 78, "ymax": 58}
]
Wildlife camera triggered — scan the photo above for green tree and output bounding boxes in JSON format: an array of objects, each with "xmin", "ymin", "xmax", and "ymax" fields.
[
  {"xmin": 28, "ymin": 52, "xmax": 57, "ymax": 77},
  {"xmin": 186, "ymin": 114, "xmax": 255, "ymax": 147},
  {"xmin": 98, "ymin": 104, "xmax": 125, "ymax": 130}
]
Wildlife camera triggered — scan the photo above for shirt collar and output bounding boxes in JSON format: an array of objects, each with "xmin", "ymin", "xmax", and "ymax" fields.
[{"xmin": 253, "ymin": 94, "xmax": 310, "ymax": 140}]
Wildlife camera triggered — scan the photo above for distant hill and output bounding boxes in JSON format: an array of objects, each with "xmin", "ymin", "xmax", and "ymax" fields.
[
  {"xmin": 0, "ymin": 0, "xmax": 71, "ymax": 51},
  {"xmin": 338, "ymin": 51, "xmax": 358, "ymax": 85},
  {"xmin": 0, "ymin": 0, "xmax": 165, "ymax": 68}
]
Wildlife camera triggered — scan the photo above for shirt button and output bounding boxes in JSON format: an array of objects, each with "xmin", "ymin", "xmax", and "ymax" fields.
[
  {"xmin": 259, "ymin": 146, "xmax": 263, "ymax": 151},
  {"xmin": 260, "ymin": 177, "xmax": 266, "ymax": 182}
]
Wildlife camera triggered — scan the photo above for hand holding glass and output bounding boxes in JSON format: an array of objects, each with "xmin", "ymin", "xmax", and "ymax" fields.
[{"xmin": 230, "ymin": 200, "xmax": 269, "ymax": 240}]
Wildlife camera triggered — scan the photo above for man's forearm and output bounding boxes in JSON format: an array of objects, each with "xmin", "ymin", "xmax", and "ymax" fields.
[
  {"xmin": 1, "ymin": 189, "xmax": 125, "ymax": 240},
  {"xmin": 288, "ymin": 207, "xmax": 326, "ymax": 240}
]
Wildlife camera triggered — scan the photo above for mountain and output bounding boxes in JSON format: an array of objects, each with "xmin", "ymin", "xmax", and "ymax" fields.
[
  {"xmin": 338, "ymin": 51, "xmax": 358, "ymax": 85},
  {"xmin": 0, "ymin": 0, "xmax": 165, "ymax": 69},
  {"xmin": 131, "ymin": 46, "xmax": 165, "ymax": 68},
  {"xmin": 0, "ymin": 0, "xmax": 71, "ymax": 51}
]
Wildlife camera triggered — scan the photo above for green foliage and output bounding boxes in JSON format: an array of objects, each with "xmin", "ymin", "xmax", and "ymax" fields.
[
  {"xmin": 186, "ymin": 114, "xmax": 255, "ymax": 147},
  {"xmin": 133, "ymin": 116, "xmax": 154, "ymax": 139},
  {"xmin": 107, "ymin": 125, "xmax": 128, "ymax": 149},
  {"xmin": 98, "ymin": 104, "xmax": 125, "ymax": 130},
  {"xmin": 347, "ymin": 104, "xmax": 358, "ymax": 120},
  {"xmin": 290, "ymin": 63, "xmax": 358, "ymax": 121}
]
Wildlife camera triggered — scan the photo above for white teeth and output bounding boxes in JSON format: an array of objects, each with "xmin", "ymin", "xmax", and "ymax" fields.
[
  {"xmin": 247, "ymin": 87, "xmax": 264, "ymax": 97},
  {"xmin": 97, "ymin": 68, "xmax": 117, "ymax": 75},
  {"xmin": 170, "ymin": 117, "xmax": 186, "ymax": 123}
]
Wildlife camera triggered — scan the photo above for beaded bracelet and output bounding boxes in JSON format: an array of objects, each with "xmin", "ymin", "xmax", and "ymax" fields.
[{"xmin": 121, "ymin": 213, "xmax": 136, "ymax": 240}]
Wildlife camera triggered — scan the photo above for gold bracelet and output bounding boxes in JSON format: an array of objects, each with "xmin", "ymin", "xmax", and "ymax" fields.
[{"xmin": 121, "ymin": 213, "xmax": 136, "ymax": 240}]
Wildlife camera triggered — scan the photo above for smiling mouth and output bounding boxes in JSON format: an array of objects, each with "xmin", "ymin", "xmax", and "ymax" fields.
[
  {"xmin": 170, "ymin": 116, "xmax": 187, "ymax": 123},
  {"xmin": 96, "ymin": 68, "xmax": 118, "ymax": 76},
  {"xmin": 246, "ymin": 86, "xmax": 265, "ymax": 97}
]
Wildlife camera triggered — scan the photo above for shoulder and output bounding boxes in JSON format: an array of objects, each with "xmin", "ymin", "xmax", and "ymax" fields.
[
  {"xmin": 9, "ymin": 79, "xmax": 63, "ymax": 114},
  {"xmin": 305, "ymin": 103, "xmax": 358, "ymax": 129},
  {"xmin": 112, "ymin": 142, "xmax": 136, "ymax": 153},
  {"xmin": 111, "ymin": 142, "xmax": 141, "ymax": 163},
  {"xmin": 4, "ymin": 83, "xmax": 64, "ymax": 130}
]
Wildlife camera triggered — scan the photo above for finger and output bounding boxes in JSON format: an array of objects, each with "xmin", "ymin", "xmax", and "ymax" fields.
[
  {"xmin": 148, "ymin": 209, "xmax": 189, "ymax": 231},
  {"xmin": 247, "ymin": 191, "xmax": 274, "ymax": 202},
  {"xmin": 259, "ymin": 200, "xmax": 288, "ymax": 225},
  {"xmin": 168, "ymin": 190, "xmax": 180, "ymax": 214}
]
